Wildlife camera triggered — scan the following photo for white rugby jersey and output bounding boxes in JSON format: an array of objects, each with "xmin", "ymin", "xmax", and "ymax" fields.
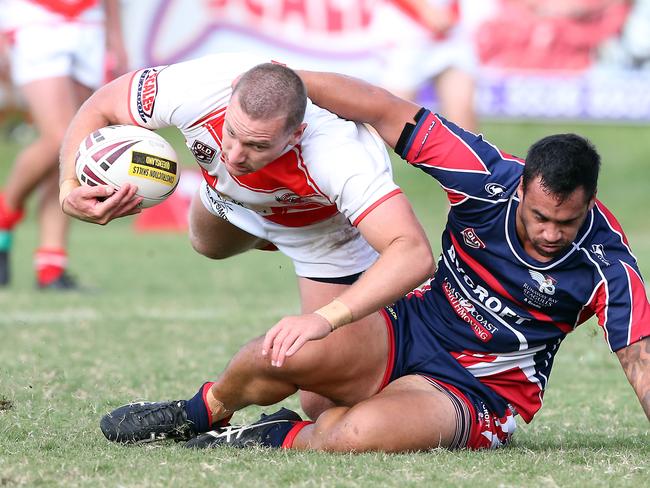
[{"xmin": 125, "ymin": 53, "xmax": 400, "ymax": 233}]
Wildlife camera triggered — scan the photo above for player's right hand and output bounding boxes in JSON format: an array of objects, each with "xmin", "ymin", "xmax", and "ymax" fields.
[{"xmin": 61, "ymin": 183, "xmax": 143, "ymax": 225}]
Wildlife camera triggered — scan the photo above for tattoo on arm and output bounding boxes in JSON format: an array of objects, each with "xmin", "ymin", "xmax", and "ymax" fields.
[{"xmin": 616, "ymin": 336, "xmax": 650, "ymax": 421}]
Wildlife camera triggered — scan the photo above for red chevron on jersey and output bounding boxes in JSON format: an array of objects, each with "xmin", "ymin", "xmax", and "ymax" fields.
[
  {"xmin": 203, "ymin": 114, "xmax": 225, "ymax": 145},
  {"xmin": 496, "ymin": 149, "xmax": 525, "ymax": 166},
  {"xmin": 452, "ymin": 349, "xmax": 543, "ymax": 422},
  {"xmin": 596, "ymin": 200, "xmax": 630, "ymax": 248},
  {"xmin": 190, "ymin": 107, "xmax": 227, "ymax": 130},
  {"xmin": 451, "ymin": 351, "xmax": 499, "ymax": 366},
  {"xmin": 476, "ymin": 366, "xmax": 543, "ymax": 423},
  {"xmin": 200, "ymin": 167, "xmax": 218, "ymax": 188},
  {"xmin": 406, "ymin": 113, "xmax": 490, "ymax": 174},
  {"xmin": 576, "ymin": 281, "xmax": 603, "ymax": 325},
  {"xmin": 623, "ymin": 263, "xmax": 650, "ymax": 344},
  {"xmin": 234, "ymin": 146, "xmax": 327, "ymax": 196},
  {"xmin": 201, "ymin": 112, "xmax": 330, "ymax": 199}
]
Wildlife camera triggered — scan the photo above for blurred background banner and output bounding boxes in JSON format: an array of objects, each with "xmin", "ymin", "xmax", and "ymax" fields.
[
  {"xmin": 117, "ymin": 0, "xmax": 650, "ymax": 122},
  {"xmin": 122, "ymin": 0, "xmax": 386, "ymax": 82},
  {"xmin": 2, "ymin": 0, "xmax": 649, "ymax": 123}
]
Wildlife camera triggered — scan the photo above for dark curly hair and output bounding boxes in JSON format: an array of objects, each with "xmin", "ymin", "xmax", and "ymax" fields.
[{"xmin": 523, "ymin": 134, "xmax": 600, "ymax": 203}]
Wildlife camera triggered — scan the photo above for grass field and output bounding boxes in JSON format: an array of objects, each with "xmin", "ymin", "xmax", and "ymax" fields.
[{"xmin": 0, "ymin": 121, "xmax": 648, "ymax": 487}]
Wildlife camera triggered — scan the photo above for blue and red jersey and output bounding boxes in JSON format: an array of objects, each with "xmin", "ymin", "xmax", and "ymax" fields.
[{"xmin": 392, "ymin": 109, "xmax": 650, "ymax": 422}]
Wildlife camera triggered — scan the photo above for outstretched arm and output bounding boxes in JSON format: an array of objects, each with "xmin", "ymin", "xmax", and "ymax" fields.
[
  {"xmin": 616, "ymin": 336, "xmax": 650, "ymax": 421},
  {"xmin": 262, "ymin": 193, "xmax": 435, "ymax": 367},
  {"xmin": 297, "ymin": 71, "xmax": 420, "ymax": 149},
  {"xmin": 59, "ymin": 73, "xmax": 143, "ymax": 224}
]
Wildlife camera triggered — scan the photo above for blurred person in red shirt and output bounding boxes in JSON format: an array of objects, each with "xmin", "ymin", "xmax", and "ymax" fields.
[{"xmin": 477, "ymin": 0, "xmax": 631, "ymax": 71}]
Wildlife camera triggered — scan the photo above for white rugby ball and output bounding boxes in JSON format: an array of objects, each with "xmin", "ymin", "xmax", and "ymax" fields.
[{"xmin": 75, "ymin": 124, "xmax": 180, "ymax": 208}]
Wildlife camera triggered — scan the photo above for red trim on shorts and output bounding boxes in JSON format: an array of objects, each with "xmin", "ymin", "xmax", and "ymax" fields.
[
  {"xmin": 281, "ymin": 421, "xmax": 313, "ymax": 449},
  {"xmin": 352, "ymin": 189, "xmax": 402, "ymax": 226},
  {"xmin": 424, "ymin": 377, "xmax": 475, "ymax": 416},
  {"xmin": 422, "ymin": 376, "xmax": 515, "ymax": 449},
  {"xmin": 377, "ymin": 309, "xmax": 396, "ymax": 392}
]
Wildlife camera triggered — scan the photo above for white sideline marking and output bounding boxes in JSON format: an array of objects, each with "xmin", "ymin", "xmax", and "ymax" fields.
[
  {"xmin": 0, "ymin": 308, "xmax": 98, "ymax": 325},
  {"xmin": 0, "ymin": 305, "xmax": 297, "ymax": 325}
]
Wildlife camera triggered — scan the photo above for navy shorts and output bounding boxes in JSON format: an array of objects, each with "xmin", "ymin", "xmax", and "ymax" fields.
[{"xmin": 378, "ymin": 301, "xmax": 517, "ymax": 449}]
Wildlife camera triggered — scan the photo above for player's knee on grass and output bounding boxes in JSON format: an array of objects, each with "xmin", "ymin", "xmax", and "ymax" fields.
[{"xmin": 309, "ymin": 407, "xmax": 390, "ymax": 452}]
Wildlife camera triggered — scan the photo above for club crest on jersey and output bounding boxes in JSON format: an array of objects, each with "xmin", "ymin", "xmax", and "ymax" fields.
[
  {"xmin": 191, "ymin": 140, "xmax": 217, "ymax": 164},
  {"xmin": 136, "ymin": 68, "xmax": 160, "ymax": 123},
  {"xmin": 590, "ymin": 244, "xmax": 610, "ymax": 266},
  {"xmin": 528, "ymin": 270, "xmax": 556, "ymax": 295},
  {"xmin": 461, "ymin": 228, "xmax": 485, "ymax": 249},
  {"xmin": 485, "ymin": 182, "xmax": 506, "ymax": 197}
]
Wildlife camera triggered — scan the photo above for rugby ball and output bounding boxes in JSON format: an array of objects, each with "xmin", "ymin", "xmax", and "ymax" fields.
[{"xmin": 75, "ymin": 125, "xmax": 180, "ymax": 208}]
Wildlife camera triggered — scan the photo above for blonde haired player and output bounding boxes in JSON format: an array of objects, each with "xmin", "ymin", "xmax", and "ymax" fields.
[{"xmin": 59, "ymin": 53, "xmax": 435, "ymax": 419}]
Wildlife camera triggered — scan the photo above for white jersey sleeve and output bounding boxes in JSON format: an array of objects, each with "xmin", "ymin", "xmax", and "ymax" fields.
[
  {"xmin": 300, "ymin": 102, "xmax": 400, "ymax": 225},
  {"xmin": 126, "ymin": 52, "xmax": 266, "ymax": 131}
]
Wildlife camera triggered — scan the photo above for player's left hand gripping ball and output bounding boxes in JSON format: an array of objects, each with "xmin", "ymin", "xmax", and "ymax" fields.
[{"xmin": 75, "ymin": 125, "xmax": 180, "ymax": 208}]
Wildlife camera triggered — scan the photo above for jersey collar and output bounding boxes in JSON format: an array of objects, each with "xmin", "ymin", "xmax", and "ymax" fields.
[{"xmin": 504, "ymin": 194, "xmax": 594, "ymax": 271}]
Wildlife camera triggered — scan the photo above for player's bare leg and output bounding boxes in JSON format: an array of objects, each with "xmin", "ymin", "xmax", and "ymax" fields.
[
  {"xmin": 291, "ymin": 375, "xmax": 458, "ymax": 452},
  {"xmin": 204, "ymin": 310, "xmax": 388, "ymax": 420},
  {"xmin": 37, "ymin": 171, "xmax": 69, "ymax": 249},
  {"xmin": 188, "ymin": 190, "xmax": 269, "ymax": 259},
  {"xmin": 296, "ymin": 276, "xmax": 363, "ymax": 419},
  {"xmin": 1, "ymin": 76, "xmax": 89, "ymax": 287},
  {"xmin": 100, "ymin": 312, "xmax": 389, "ymax": 443},
  {"xmin": 434, "ymin": 67, "xmax": 477, "ymax": 133},
  {"xmin": 185, "ymin": 373, "xmax": 460, "ymax": 452},
  {"xmin": 4, "ymin": 77, "xmax": 87, "ymax": 208}
]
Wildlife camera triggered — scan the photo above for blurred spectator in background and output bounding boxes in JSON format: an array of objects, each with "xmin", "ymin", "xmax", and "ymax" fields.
[
  {"xmin": 477, "ymin": 0, "xmax": 630, "ymax": 71},
  {"xmin": 372, "ymin": 0, "xmax": 479, "ymax": 132},
  {"xmin": 0, "ymin": 0, "xmax": 127, "ymax": 289},
  {"xmin": 598, "ymin": 0, "xmax": 650, "ymax": 70}
]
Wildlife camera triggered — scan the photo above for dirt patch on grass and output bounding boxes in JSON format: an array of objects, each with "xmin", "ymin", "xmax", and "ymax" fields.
[{"xmin": 0, "ymin": 397, "xmax": 14, "ymax": 411}]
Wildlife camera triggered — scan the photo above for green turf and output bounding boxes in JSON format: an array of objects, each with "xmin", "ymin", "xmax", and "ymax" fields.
[{"xmin": 0, "ymin": 122, "xmax": 648, "ymax": 487}]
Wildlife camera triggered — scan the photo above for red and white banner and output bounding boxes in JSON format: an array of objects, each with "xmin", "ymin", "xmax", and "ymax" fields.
[{"xmin": 122, "ymin": 0, "xmax": 386, "ymax": 83}]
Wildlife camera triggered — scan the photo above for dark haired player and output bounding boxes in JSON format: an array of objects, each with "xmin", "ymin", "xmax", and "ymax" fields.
[{"xmin": 100, "ymin": 74, "xmax": 649, "ymax": 452}]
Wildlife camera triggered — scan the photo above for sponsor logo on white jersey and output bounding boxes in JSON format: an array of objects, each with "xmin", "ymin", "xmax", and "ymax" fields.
[{"xmin": 136, "ymin": 68, "xmax": 160, "ymax": 123}]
